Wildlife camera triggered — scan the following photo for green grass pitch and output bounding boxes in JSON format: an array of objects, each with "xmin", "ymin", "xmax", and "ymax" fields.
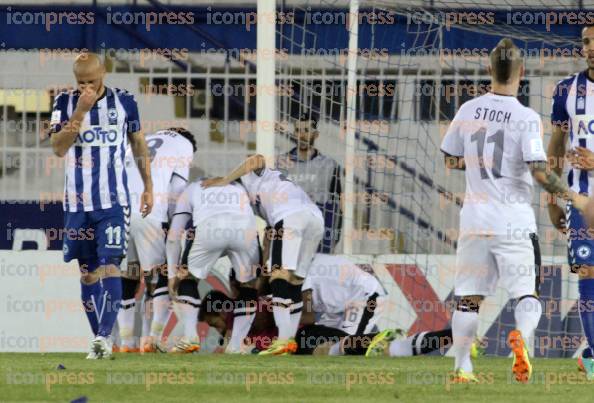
[{"xmin": 0, "ymin": 354, "xmax": 592, "ymax": 402}]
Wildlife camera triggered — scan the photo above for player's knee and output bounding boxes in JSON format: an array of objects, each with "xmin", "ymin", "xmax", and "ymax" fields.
[
  {"xmin": 456, "ymin": 296, "xmax": 483, "ymax": 313},
  {"xmin": 79, "ymin": 258, "xmax": 100, "ymax": 284}
]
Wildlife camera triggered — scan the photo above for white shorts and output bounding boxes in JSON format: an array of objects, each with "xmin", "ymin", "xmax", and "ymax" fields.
[
  {"xmin": 455, "ymin": 233, "xmax": 539, "ymax": 299},
  {"xmin": 187, "ymin": 213, "xmax": 259, "ymax": 283},
  {"xmin": 127, "ymin": 213, "xmax": 166, "ymax": 272},
  {"xmin": 270, "ymin": 210, "xmax": 324, "ymax": 278}
]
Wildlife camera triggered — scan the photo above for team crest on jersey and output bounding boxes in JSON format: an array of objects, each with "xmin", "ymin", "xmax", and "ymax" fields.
[
  {"xmin": 108, "ymin": 108, "xmax": 118, "ymax": 125},
  {"xmin": 62, "ymin": 243, "xmax": 69, "ymax": 255},
  {"xmin": 578, "ymin": 245, "xmax": 591, "ymax": 259}
]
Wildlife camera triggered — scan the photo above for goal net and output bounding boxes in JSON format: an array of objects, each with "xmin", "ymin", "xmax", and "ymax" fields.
[{"xmin": 274, "ymin": 0, "xmax": 581, "ymax": 357}]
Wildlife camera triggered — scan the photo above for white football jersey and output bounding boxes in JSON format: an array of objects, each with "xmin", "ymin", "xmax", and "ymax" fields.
[
  {"xmin": 302, "ymin": 254, "xmax": 385, "ymax": 315},
  {"xmin": 174, "ymin": 180, "xmax": 254, "ymax": 225},
  {"xmin": 441, "ymin": 93, "xmax": 546, "ymax": 235},
  {"xmin": 126, "ymin": 130, "xmax": 194, "ymax": 223},
  {"xmin": 240, "ymin": 168, "xmax": 323, "ymax": 225}
]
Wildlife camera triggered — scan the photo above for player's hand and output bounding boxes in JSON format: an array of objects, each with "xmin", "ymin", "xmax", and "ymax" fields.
[
  {"xmin": 570, "ymin": 191, "xmax": 589, "ymax": 213},
  {"xmin": 202, "ymin": 177, "xmax": 229, "ymax": 188},
  {"xmin": 567, "ymin": 147, "xmax": 594, "ymax": 170},
  {"xmin": 140, "ymin": 187, "xmax": 153, "ymax": 217},
  {"xmin": 75, "ymin": 85, "xmax": 99, "ymax": 114},
  {"xmin": 547, "ymin": 203, "xmax": 567, "ymax": 234}
]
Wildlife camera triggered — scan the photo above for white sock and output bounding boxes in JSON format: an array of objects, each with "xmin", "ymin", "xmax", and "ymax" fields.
[
  {"xmin": 328, "ymin": 342, "xmax": 343, "ymax": 356},
  {"xmin": 174, "ymin": 301, "xmax": 198, "ymax": 340},
  {"xmin": 289, "ymin": 302, "xmax": 303, "ymax": 337},
  {"xmin": 142, "ymin": 297, "xmax": 152, "ymax": 340},
  {"xmin": 229, "ymin": 310, "xmax": 256, "ymax": 352},
  {"xmin": 272, "ymin": 299, "xmax": 293, "ymax": 340},
  {"xmin": 389, "ymin": 336, "xmax": 414, "ymax": 357},
  {"xmin": 117, "ymin": 299, "xmax": 136, "ymax": 348},
  {"xmin": 514, "ymin": 297, "xmax": 542, "ymax": 350},
  {"xmin": 452, "ymin": 310, "xmax": 479, "ymax": 373},
  {"xmin": 150, "ymin": 293, "xmax": 170, "ymax": 341}
]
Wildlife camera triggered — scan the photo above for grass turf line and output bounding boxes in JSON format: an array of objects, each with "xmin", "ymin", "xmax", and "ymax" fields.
[{"xmin": 0, "ymin": 354, "xmax": 592, "ymax": 402}]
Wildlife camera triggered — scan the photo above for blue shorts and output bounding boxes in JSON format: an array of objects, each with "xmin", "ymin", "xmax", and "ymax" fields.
[
  {"xmin": 62, "ymin": 205, "xmax": 130, "ymax": 266},
  {"xmin": 566, "ymin": 204, "xmax": 594, "ymax": 267}
]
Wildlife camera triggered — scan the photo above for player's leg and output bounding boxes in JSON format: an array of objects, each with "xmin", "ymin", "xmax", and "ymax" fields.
[
  {"xmin": 267, "ymin": 218, "xmax": 302, "ymax": 345},
  {"xmin": 63, "ymin": 211, "xmax": 102, "ymax": 338},
  {"xmin": 294, "ymin": 324, "xmax": 347, "ymax": 355},
  {"xmin": 566, "ymin": 203, "xmax": 594, "ymax": 378},
  {"xmin": 132, "ymin": 216, "xmax": 169, "ymax": 352},
  {"xmin": 91, "ymin": 205, "xmax": 130, "ymax": 358},
  {"xmin": 493, "ymin": 233, "xmax": 542, "ymax": 383},
  {"xmin": 451, "ymin": 234, "xmax": 494, "ymax": 382},
  {"xmin": 225, "ymin": 217, "xmax": 260, "ymax": 353},
  {"xmin": 117, "ymin": 260, "xmax": 141, "ymax": 352},
  {"xmin": 495, "ymin": 233, "xmax": 542, "ymax": 383},
  {"xmin": 171, "ymin": 277, "xmax": 201, "ymax": 353},
  {"xmin": 149, "ymin": 269, "xmax": 170, "ymax": 348}
]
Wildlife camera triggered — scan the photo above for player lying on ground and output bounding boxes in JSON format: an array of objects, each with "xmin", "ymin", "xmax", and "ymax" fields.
[
  {"xmin": 202, "ymin": 154, "xmax": 324, "ymax": 355},
  {"xmin": 165, "ymin": 178, "xmax": 261, "ymax": 353},
  {"xmin": 116, "ymin": 128, "xmax": 196, "ymax": 353},
  {"xmin": 48, "ymin": 52, "xmax": 153, "ymax": 359},
  {"xmin": 199, "ymin": 254, "xmax": 452, "ymax": 357},
  {"xmin": 441, "ymin": 38, "xmax": 589, "ymax": 383}
]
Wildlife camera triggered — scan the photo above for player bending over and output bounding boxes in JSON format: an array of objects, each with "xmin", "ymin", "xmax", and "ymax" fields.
[
  {"xmin": 116, "ymin": 128, "xmax": 195, "ymax": 353},
  {"xmin": 203, "ymin": 154, "xmax": 324, "ymax": 355},
  {"xmin": 48, "ymin": 53, "xmax": 153, "ymax": 359},
  {"xmin": 441, "ymin": 38, "xmax": 588, "ymax": 383},
  {"xmin": 166, "ymin": 178, "xmax": 261, "ymax": 353}
]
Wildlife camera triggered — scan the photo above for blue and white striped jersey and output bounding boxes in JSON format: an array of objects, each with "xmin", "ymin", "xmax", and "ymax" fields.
[
  {"xmin": 552, "ymin": 70, "xmax": 594, "ymax": 195},
  {"xmin": 49, "ymin": 87, "xmax": 141, "ymax": 212}
]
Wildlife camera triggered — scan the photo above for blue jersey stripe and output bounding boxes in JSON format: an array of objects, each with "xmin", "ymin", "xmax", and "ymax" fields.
[
  {"xmin": 576, "ymin": 72, "xmax": 587, "ymax": 115},
  {"xmin": 568, "ymin": 169, "xmax": 574, "ymax": 188},
  {"xmin": 74, "ymin": 146, "xmax": 84, "ymax": 211},
  {"xmin": 106, "ymin": 91, "xmax": 118, "ymax": 205},
  {"xmin": 579, "ymin": 138, "xmax": 589, "ymax": 193},
  {"xmin": 89, "ymin": 104, "xmax": 102, "ymax": 210}
]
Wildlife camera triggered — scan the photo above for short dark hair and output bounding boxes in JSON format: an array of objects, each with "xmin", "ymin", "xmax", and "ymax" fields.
[
  {"xmin": 198, "ymin": 290, "xmax": 233, "ymax": 322},
  {"xmin": 167, "ymin": 127, "xmax": 197, "ymax": 152},
  {"xmin": 298, "ymin": 113, "xmax": 318, "ymax": 130},
  {"xmin": 489, "ymin": 38, "xmax": 522, "ymax": 84}
]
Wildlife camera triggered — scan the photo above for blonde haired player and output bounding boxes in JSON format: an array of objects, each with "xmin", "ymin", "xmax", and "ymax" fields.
[{"xmin": 441, "ymin": 38, "xmax": 587, "ymax": 383}]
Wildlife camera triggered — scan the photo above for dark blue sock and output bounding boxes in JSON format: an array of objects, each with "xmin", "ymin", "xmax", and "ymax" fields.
[
  {"xmin": 81, "ymin": 281, "xmax": 102, "ymax": 336},
  {"xmin": 97, "ymin": 276, "xmax": 122, "ymax": 337},
  {"xmin": 579, "ymin": 279, "xmax": 594, "ymax": 356}
]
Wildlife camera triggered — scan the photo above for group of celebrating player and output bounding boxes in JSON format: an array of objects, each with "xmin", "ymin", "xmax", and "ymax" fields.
[{"xmin": 47, "ymin": 24, "xmax": 594, "ymax": 384}]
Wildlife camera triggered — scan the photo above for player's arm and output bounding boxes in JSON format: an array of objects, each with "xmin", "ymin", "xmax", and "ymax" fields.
[
  {"xmin": 128, "ymin": 131, "xmax": 153, "ymax": 217},
  {"xmin": 165, "ymin": 212, "xmax": 191, "ymax": 298},
  {"xmin": 202, "ymin": 154, "xmax": 266, "ymax": 188},
  {"xmin": 300, "ymin": 289, "xmax": 316, "ymax": 327},
  {"xmin": 49, "ymin": 87, "xmax": 97, "ymax": 157}
]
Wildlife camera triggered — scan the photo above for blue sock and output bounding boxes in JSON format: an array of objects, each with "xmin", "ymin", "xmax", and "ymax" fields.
[
  {"xmin": 579, "ymin": 279, "xmax": 594, "ymax": 357},
  {"xmin": 81, "ymin": 281, "xmax": 102, "ymax": 336},
  {"xmin": 97, "ymin": 276, "xmax": 122, "ymax": 337}
]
